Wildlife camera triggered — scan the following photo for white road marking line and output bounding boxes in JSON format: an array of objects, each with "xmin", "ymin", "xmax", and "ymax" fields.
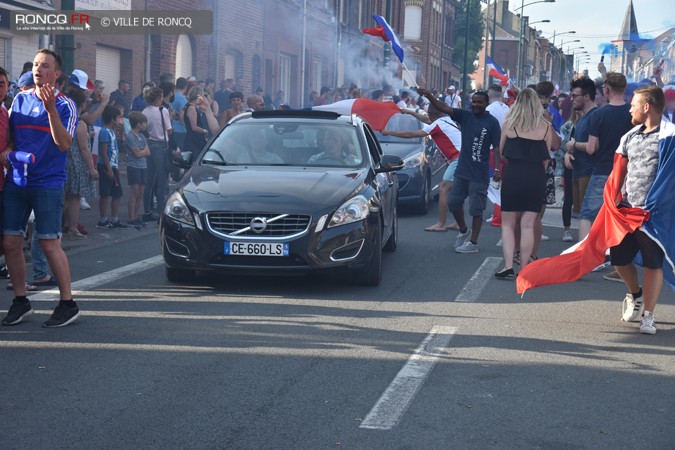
[
  {"xmin": 455, "ymin": 256, "xmax": 502, "ymax": 303},
  {"xmin": 360, "ymin": 326, "xmax": 457, "ymax": 430},
  {"xmin": 29, "ymin": 255, "xmax": 164, "ymax": 301}
]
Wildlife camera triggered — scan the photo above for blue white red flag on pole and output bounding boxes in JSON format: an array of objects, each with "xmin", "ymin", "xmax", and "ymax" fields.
[
  {"xmin": 362, "ymin": 15, "xmax": 405, "ymax": 63},
  {"xmin": 485, "ymin": 56, "xmax": 510, "ymax": 87}
]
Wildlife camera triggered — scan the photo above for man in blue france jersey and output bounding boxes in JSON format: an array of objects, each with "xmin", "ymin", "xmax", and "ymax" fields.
[{"xmin": 0, "ymin": 49, "xmax": 79, "ymax": 328}]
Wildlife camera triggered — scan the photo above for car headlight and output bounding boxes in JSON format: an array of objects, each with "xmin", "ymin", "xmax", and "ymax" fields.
[
  {"xmin": 164, "ymin": 191, "xmax": 195, "ymax": 226},
  {"xmin": 403, "ymin": 151, "xmax": 424, "ymax": 169},
  {"xmin": 328, "ymin": 195, "xmax": 369, "ymax": 228}
]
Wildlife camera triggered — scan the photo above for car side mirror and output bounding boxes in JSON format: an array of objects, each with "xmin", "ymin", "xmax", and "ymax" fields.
[{"xmin": 376, "ymin": 154, "xmax": 404, "ymax": 173}]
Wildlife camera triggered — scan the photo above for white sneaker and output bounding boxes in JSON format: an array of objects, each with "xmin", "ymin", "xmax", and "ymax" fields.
[
  {"xmin": 541, "ymin": 234, "xmax": 550, "ymax": 241},
  {"xmin": 486, "ymin": 216, "xmax": 494, "ymax": 223},
  {"xmin": 454, "ymin": 228, "xmax": 471, "ymax": 249},
  {"xmin": 622, "ymin": 292, "xmax": 644, "ymax": 322},
  {"xmin": 80, "ymin": 198, "xmax": 91, "ymax": 210},
  {"xmin": 562, "ymin": 230, "xmax": 574, "ymax": 242},
  {"xmin": 640, "ymin": 311, "xmax": 656, "ymax": 334},
  {"xmin": 455, "ymin": 241, "xmax": 478, "ymax": 253},
  {"xmin": 592, "ymin": 261, "xmax": 611, "ymax": 272}
]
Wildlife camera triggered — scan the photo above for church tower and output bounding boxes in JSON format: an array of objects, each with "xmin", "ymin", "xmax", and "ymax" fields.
[{"xmin": 610, "ymin": 0, "xmax": 644, "ymax": 79}]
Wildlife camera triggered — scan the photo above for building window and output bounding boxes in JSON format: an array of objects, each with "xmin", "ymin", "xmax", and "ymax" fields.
[
  {"xmin": 224, "ymin": 51, "xmax": 243, "ymax": 85},
  {"xmin": 404, "ymin": 6, "xmax": 422, "ymax": 41},
  {"xmin": 312, "ymin": 58, "xmax": 322, "ymax": 92},
  {"xmin": 279, "ymin": 54, "xmax": 291, "ymax": 102},
  {"xmin": 175, "ymin": 34, "xmax": 193, "ymax": 79},
  {"xmin": 252, "ymin": 55, "xmax": 261, "ymax": 91}
]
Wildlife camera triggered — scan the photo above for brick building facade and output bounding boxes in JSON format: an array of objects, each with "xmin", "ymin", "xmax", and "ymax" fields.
[{"xmin": 2, "ymin": 0, "xmax": 465, "ymax": 107}]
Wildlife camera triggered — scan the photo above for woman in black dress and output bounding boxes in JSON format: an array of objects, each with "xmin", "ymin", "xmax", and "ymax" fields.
[
  {"xmin": 183, "ymin": 86, "xmax": 219, "ymax": 161},
  {"xmin": 496, "ymin": 88, "xmax": 554, "ymax": 279}
]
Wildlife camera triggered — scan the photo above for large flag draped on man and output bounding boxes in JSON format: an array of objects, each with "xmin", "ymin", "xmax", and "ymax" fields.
[
  {"xmin": 362, "ymin": 15, "xmax": 405, "ymax": 63},
  {"xmin": 517, "ymin": 120, "xmax": 675, "ymax": 295}
]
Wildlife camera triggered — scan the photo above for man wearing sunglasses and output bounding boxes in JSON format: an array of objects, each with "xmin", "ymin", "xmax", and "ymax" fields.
[{"xmin": 563, "ymin": 77, "xmax": 598, "ymax": 241}]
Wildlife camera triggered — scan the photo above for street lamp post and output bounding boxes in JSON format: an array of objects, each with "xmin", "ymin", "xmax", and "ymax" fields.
[
  {"xmin": 519, "ymin": 19, "xmax": 549, "ymax": 86},
  {"xmin": 549, "ymin": 30, "xmax": 575, "ymax": 46},
  {"xmin": 515, "ymin": 0, "xmax": 555, "ymax": 87}
]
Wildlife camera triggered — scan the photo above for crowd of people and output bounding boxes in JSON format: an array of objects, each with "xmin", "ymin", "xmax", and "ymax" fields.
[
  {"xmin": 411, "ymin": 64, "xmax": 674, "ymax": 335},
  {"xmin": 0, "ymin": 46, "xmax": 673, "ymax": 334}
]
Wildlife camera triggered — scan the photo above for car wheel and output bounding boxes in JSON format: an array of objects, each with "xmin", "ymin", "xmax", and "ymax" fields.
[
  {"xmin": 384, "ymin": 207, "xmax": 398, "ymax": 252},
  {"xmin": 413, "ymin": 175, "xmax": 431, "ymax": 215},
  {"xmin": 353, "ymin": 225, "xmax": 382, "ymax": 286},
  {"xmin": 165, "ymin": 266, "xmax": 196, "ymax": 283}
]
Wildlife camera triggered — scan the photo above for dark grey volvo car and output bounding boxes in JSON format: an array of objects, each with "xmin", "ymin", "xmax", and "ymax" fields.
[{"xmin": 160, "ymin": 110, "xmax": 403, "ymax": 286}]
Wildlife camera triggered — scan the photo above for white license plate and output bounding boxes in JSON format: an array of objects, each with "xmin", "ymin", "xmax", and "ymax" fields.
[{"xmin": 224, "ymin": 242, "xmax": 289, "ymax": 257}]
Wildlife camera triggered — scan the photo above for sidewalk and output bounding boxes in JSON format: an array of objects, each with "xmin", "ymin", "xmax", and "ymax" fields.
[{"xmin": 60, "ymin": 166, "xmax": 159, "ymax": 255}]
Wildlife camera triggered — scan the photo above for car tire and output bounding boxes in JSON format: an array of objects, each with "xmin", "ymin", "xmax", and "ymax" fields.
[
  {"xmin": 384, "ymin": 208, "xmax": 398, "ymax": 252},
  {"xmin": 412, "ymin": 176, "xmax": 430, "ymax": 215},
  {"xmin": 353, "ymin": 225, "xmax": 382, "ymax": 286},
  {"xmin": 165, "ymin": 266, "xmax": 196, "ymax": 283}
]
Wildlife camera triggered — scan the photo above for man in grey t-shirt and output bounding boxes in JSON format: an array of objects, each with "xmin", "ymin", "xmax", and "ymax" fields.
[{"xmin": 609, "ymin": 86, "xmax": 665, "ymax": 335}]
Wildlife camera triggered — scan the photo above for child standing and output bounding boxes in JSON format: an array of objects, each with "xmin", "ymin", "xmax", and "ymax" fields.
[
  {"xmin": 96, "ymin": 105, "xmax": 128, "ymax": 229},
  {"xmin": 125, "ymin": 112, "xmax": 150, "ymax": 227}
]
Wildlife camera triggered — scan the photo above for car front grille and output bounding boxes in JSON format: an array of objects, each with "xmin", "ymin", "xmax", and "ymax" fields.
[{"xmin": 206, "ymin": 212, "xmax": 311, "ymax": 239}]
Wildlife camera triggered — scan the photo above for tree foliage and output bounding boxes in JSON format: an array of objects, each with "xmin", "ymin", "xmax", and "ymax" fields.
[{"xmin": 452, "ymin": 0, "xmax": 485, "ymax": 74}]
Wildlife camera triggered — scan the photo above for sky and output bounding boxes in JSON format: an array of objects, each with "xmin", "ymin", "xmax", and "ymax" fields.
[{"xmin": 507, "ymin": 0, "xmax": 674, "ymax": 79}]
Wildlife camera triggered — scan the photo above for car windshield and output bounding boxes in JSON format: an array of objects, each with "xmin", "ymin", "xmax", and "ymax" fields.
[
  {"xmin": 374, "ymin": 113, "xmax": 423, "ymax": 144},
  {"xmin": 201, "ymin": 122, "xmax": 365, "ymax": 168}
]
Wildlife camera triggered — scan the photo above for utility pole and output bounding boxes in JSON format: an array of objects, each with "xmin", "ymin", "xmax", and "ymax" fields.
[
  {"xmin": 60, "ymin": 0, "xmax": 75, "ymax": 74},
  {"xmin": 462, "ymin": 0, "xmax": 471, "ymax": 104}
]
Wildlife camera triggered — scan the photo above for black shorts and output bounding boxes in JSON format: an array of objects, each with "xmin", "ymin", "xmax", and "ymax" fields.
[
  {"xmin": 127, "ymin": 167, "xmax": 147, "ymax": 186},
  {"xmin": 97, "ymin": 165, "xmax": 123, "ymax": 198},
  {"xmin": 610, "ymin": 229, "xmax": 664, "ymax": 269}
]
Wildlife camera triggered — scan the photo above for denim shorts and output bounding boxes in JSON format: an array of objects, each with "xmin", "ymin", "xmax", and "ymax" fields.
[
  {"xmin": 3, "ymin": 186, "xmax": 64, "ymax": 239},
  {"xmin": 580, "ymin": 174, "xmax": 609, "ymax": 221},
  {"xmin": 442, "ymin": 159, "xmax": 459, "ymax": 182},
  {"xmin": 447, "ymin": 177, "xmax": 487, "ymax": 217}
]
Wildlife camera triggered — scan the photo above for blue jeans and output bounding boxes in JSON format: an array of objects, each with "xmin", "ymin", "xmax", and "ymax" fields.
[
  {"xmin": 144, "ymin": 140, "xmax": 169, "ymax": 214},
  {"xmin": 447, "ymin": 177, "xmax": 488, "ymax": 217},
  {"xmin": 580, "ymin": 174, "xmax": 609, "ymax": 221},
  {"xmin": 3, "ymin": 186, "xmax": 64, "ymax": 239}
]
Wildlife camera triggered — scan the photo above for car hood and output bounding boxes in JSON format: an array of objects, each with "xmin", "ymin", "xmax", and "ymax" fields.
[
  {"xmin": 379, "ymin": 141, "xmax": 424, "ymax": 159},
  {"xmin": 181, "ymin": 165, "xmax": 369, "ymax": 212}
]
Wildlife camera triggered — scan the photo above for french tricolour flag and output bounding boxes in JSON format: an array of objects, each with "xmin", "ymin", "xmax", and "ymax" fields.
[
  {"xmin": 362, "ymin": 15, "xmax": 405, "ymax": 63},
  {"xmin": 517, "ymin": 120, "xmax": 675, "ymax": 295},
  {"xmin": 485, "ymin": 56, "xmax": 510, "ymax": 87},
  {"xmin": 313, "ymin": 98, "xmax": 400, "ymax": 131}
]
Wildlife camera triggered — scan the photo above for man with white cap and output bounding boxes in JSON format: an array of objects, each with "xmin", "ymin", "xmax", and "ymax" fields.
[
  {"xmin": 68, "ymin": 69, "xmax": 95, "ymax": 92},
  {"xmin": 445, "ymin": 85, "xmax": 461, "ymax": 109}
]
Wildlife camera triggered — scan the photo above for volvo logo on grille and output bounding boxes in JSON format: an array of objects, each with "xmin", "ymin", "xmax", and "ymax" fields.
[{"xmin": 250, "ymin": 217, "xmax": 268, "ymax": 234}]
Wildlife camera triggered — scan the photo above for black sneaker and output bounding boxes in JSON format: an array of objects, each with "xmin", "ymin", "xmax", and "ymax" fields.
[
  {"xmin": 43, "ymin": 302, "xmax": 80, "ymax": 328},
  {"xmin": 2, "ymin": 299, "xmax": 33, "ymax": 326},
  {"xmin": 0, "ymin": 264, "xmax": 9, "ymax": 279},
  {"xmin": 96, "ymin": 220, "xmax": 115, "ymax": 229},
  {"xmin": 142, "ymin": 212, "xmax": 159, "ymax": 222},
  {"xmin": 110, "ymin": 221, "xmax": 129, "ymax": 229}
]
